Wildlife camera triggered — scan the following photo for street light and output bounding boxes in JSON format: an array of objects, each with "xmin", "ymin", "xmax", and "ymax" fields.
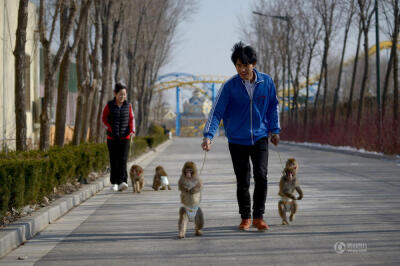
[
  {"xmin": 374, "ymin": 0, "xmax": 382, "ymax": 145},
  {"xmin": 252, "ymin": 11, "xmax": 291, "ymax": 123}
]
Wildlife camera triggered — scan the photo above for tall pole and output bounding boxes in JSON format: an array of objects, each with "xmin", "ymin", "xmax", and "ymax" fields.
[
  {"xmin": 252, "ymin": 11, "xmax": 291, "ymax": 124},
  {"xmin": 286, "ymin": 17, "xmax": 291, "ymax": 121},
  {"xmin": 176, "ymin": 86, "xmax": 180, "ymax": 137},
  {"xmin": 375, "ymin": 0, "xmax": 382, "ymax": 145}
]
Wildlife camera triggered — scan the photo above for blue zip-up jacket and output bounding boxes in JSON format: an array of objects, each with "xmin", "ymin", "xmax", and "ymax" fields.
[{"xmin": 203, "ymin": 69, "xmax": 280, "ymax": 146}]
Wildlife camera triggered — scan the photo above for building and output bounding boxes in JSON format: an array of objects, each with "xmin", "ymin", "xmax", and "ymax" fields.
[
  {"xmin": 180, "ymin": 89, "xmax": 212, "ymax": 136},
  {"xmin": 0, "ymin": 0, "xmax": 40, "ymax": 150}
]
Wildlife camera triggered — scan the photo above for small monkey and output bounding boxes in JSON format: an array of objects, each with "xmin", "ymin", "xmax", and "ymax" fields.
[
  {"xmin": 152, "ymin": 166, "xmax": 171, "ymax": 191},
  {"xmin": 178, "ymin": 161, "xmax": 204, "ymax": 239},
  {"xmin": 130, "ymin": 164, "xmax": 144, "ymax": 193},
  {"xmin": 278, "ymin": 158, "xmax": 303, "ymax": 225}
]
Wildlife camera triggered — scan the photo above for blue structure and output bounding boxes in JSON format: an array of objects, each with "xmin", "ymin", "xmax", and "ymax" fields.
[{"xmin": 155, "ymin": 73, "xmax": 223, "ymax": 136}]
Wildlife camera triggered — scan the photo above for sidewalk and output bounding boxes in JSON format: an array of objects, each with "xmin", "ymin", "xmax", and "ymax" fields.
[
  {"xmin": 1, "ymin": 137, "xmax": 400, "ymax": 265},
  {"xmin": 0, "ymin": 139, "xmax": 173, "ymax": 259}
]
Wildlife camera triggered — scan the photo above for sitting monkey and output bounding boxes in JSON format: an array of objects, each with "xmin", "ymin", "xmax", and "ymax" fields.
[
  {"xmin": 178, "ymin": 161, "xmax": 204, "ymax": 239},
  {"xmin": 152, "ymin": 166, "xmax": 171, "ymax": 191},
  {"xmin": 130, "ymin": 164, "xmax": 144, "ymax": 193},
  {"xmin": 278, "ymin": 158, "xmax": 303, "ymax": 225}
]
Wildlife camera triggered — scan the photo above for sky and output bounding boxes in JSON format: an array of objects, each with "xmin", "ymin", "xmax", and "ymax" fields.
[
  {"xmin": 159, "ymin": 0, "xmax": 254, "ymax": 107},
  {"xmin": 161, "ymin": 0, "xmax": 253, "ymax": 77}
]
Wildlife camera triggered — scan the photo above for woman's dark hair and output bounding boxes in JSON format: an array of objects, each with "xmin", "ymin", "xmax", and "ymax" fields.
[
  {"xmin": 114, "ymin": 83, "xmax": 127, "ymax": 93},
  {"xmin": 231, "ymin": 41, "xmax": 257, "ymax": 65}
]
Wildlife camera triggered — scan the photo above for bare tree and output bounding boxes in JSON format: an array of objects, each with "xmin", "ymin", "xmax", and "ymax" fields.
[
  {"xmin": 95, "ymin": 0, "xmax": 115, "ymax": 143},
  {"xmin": 39, "ymin": 0, "xmax": 78, "ymax": 150},
  {"xmin": 381, "ymin": 0, "xmax": 399, "ymax": 127},
  {"xmin": 54, "ymin": 0, "xmax": 92, "ymax": 147},
  {"xmin": 346, "ymin": 20, "xmax": 363, "ymax": 122},
  {"xmin": 14, "ymin": 0, "xmax": 30, "ymax": 151},
  {"xmin": 312, "ymin": 0, "xmax": 339, "ymax": 121},
  {"xmin": 302, "ymin": 11, "xmax": 322, "ymax": 125},
  {"xmin": 88, "ymin": 1, "xmax": 102, "ymax": 142},
  {"xmin": 330, "ymin": 0, "xmax": 356, "ymax": 127},
  {"xmin": 356, "ymin": 0, "xmax": 375, "ymax": 127}
]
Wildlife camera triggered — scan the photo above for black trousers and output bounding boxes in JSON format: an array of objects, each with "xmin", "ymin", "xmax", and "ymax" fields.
[
  {"xmin": 228, "ymin": 137, "xmax": 269, "ymax": 219},
  {"xmin": 107, "ymin": 138, "xmax": 130, "ymax": 185}
]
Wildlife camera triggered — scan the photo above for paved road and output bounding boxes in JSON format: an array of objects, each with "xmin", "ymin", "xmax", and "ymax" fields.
[{"xmin": 1, "ymin": 137, "xmax": 400, "ymax": 265}]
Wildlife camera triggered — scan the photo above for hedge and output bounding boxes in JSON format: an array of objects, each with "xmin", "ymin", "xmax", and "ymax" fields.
[{"xmin": 0, "ymin": 134, "xmax": 168, "ymax": 217}]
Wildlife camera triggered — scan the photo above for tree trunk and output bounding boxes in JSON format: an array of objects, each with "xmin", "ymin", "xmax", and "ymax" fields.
[
  {"xmin": 54, "ymin": 48, "xmax": 71, "ymax": 147},
  {"xmin": 39, "ymin": 67, "xmax": 54, "ymax": 150},
  {"xmin": 393, "ymin": 32, "xmax": 399, "ymax": 142},
  {"xmin": 356, "ymin": 31, "xmax": 369, "ymax": 127},
  {"xmin": 89, "ymin": 88, "xmax": 100, "ymax": 142},
  {"xmin": 80, "ymin": 85, "xmax": 94, "ymax": 143},
  {"xmin": 304, "ymin": 54, "xmax": 312, "ymax": 126},
  {"xmin": 321, "ymin": 37, "xmax": 330, "ymax": 119},
  {"xmin": 382, "ymin": 47, "xmax": 394, "ymax": 119},
  {"xmin": 14, "ymin": 0, "xmax": 29, "ymax": 151},
  {"xmin": 96, "ymin": 1, "xmax": 114, "ymax": 143},
  {"xmin": 347, "ymin": 24, "xmax": 362, "ymax": 121},
  {"xmin": 331, "ymin": 14, "xmax": 352, "ymax": 128}
]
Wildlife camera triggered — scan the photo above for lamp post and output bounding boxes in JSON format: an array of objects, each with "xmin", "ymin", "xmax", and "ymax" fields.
[
  {"xmin": 252, "ymin": 11, "xmax": 291, "ymax": 124},
  {"xmin": 374, "ymin": 0, "xmax": 382, "ymax": 145}
]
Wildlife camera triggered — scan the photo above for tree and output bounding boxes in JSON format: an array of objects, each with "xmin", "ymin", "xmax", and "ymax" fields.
[
  {"xmin": 346, "ymin": 20, "xmax": 362, "ymax": 122},
  {"xmin": 330, "ymin": 0, "xmax": 356, "ymax": 128},
  {"xmin": 14, "ymin": 0, "xmax": 30, "ymax": 151},
  {"xmin": 356, "ymin": 0, "xmax": 375, "ymax": 127},
  {"xmin": 313, "ymin": 0, "xmax": 339, "ymax": 121},
  {"xmin": 54, "ymin": 0, "xmax": 92, "ymax": 147},
  {"xmin": 39, "ymin": 0, "xmax": 78, "ymax": 150}
]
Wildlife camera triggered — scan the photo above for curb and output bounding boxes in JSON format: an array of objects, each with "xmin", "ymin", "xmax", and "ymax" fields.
[
  {"xmin": 281, "ymin": 141, "xmax": 400, "ymax": 162},
  {"xmin": 0, "ymin": 138, "xmax": 173, "ymax": 258}
]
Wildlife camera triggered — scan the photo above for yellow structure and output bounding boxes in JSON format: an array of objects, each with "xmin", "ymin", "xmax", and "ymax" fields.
[{"xmin": 0, "ymin": 0, "xmax": 40, "ymax": 150}]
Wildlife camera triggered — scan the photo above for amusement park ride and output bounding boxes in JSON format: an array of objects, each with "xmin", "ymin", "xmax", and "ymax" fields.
[{"xmin": 154, "ymin": 41, "xmax": 399, "ymax": 137}]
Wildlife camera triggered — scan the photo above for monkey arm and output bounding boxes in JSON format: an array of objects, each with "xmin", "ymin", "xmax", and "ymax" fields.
[
  {"xmin": 295, "ymin": 186, "xmax": 303, "ymax": 200},
  {"xmin": 178, "ymin": 178, "xmax": 190, "ymax": 192},
  {"xmin": 278, "ymin": 178, "xmax": 295, "ymax": 199},
  {"xmin": 189, "ymin": 181, "xmax": 202, "ymax": 194}
]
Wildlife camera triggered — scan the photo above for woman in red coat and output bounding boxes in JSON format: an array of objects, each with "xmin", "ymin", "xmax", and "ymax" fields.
[{"xmin": 102, "ymin": 83, "xmax": 135, "ymax": 192}]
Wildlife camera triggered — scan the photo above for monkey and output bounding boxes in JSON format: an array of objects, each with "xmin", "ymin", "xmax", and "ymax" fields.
[
  {"xmin": 152, "ymin": 166, "xmax": 171, "ymax": 191},
  {"xmin": 278, "ymin": 158, "xmax": 303, "ymax": 225},
  {"xmin": 130, "ymin": 164, "xmax": 144, "ymax": 193},
  {"xmin": 178, "ymin": 161, "xmax": 204, "ymax": 239}
]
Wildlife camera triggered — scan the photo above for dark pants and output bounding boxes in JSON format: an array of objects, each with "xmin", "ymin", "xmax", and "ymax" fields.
[
  {"xmin": 107, "ymin": 138, "xmax": 130, "ymax": 185},
  {"xmin": 228, "ymin": 137, "xmax": 269, "ymax": 219}
]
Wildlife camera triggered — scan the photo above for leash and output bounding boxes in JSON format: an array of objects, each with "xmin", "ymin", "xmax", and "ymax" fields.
[
  {"xmin": 199, "ymin": 150, "xmax": 207, "ymax": 176},
  {"xmin": 274, "ymin": 147, "xmax": 285, "ymax": 174},
  {"xmin": 129, "ymin": 137, "xmax": 133, "ymax": 158}
]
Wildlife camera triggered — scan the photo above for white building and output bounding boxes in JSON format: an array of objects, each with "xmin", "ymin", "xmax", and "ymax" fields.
[{"xmin": 0, "ymin": 0, "xmax": 40, "ymax": 150}]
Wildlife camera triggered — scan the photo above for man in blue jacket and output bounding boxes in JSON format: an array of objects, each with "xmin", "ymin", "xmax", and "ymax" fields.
[{"xmin": 201, "ymin": 42, "xmax": 280, "ymax": 231}]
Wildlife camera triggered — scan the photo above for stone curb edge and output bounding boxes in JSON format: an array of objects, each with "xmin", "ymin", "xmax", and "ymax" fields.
[
  {"xmin": 281, "ymin": 141, "xmax": 400, "ymax": 162},
  {"xmin": 0, "ymin": 138, "xmax": 173, "ymax": 258}
]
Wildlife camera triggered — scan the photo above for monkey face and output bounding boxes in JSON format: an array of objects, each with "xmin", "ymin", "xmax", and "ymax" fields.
[
  {"xmin": 182, "ymin": 161, "xmax": 197, "ymax": 179},
  {"xmin": 185, "ymin": 168, "xmax": 194, "ymax": 179},
  {"xmin": 285, "ymin": 158, "xmax": 298, "ymax": 181}
]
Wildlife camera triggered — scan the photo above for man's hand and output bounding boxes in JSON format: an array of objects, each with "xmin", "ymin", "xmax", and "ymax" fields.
[
  {"xmin": 270, "ymin": 134, "xmax": 280, "ymax": 146},
  {"xmin": 201, "ymin": 138, "xmax": 211, "ymax": 151}
]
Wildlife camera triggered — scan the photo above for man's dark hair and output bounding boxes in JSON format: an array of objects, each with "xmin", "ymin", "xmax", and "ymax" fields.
[
  {"xmin": 114, "ymin": 82, "xmax": 127, "ymax": 93},
  {"xmin": 231, "ymin": 41, "xmax": 257, "ymax": 65}
]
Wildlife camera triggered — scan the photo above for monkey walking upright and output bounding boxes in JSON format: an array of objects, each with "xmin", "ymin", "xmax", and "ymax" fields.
[
  {"xmin": 130, "ymin": 165, "xmax": 144, "ymax": 193},
  {"xmin": 178, "ymin": 161, "xmax": 204, "ymax": 239},
  {"xmin": 278, "ymin": 158, "xmax": 303, "ymax": 225},
  {"xmin": 152, "ymin": 166, "xmax": 171, "ymax": 191}
]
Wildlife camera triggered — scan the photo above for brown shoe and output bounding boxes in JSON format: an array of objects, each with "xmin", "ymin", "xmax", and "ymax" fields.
[
  {"xmin": 253, "ymin": 218, "xmax": 270, "ymax": 231},
  {"xmin": 238, "ymin": 219, "xmax": 251, "ymax": 230}
]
